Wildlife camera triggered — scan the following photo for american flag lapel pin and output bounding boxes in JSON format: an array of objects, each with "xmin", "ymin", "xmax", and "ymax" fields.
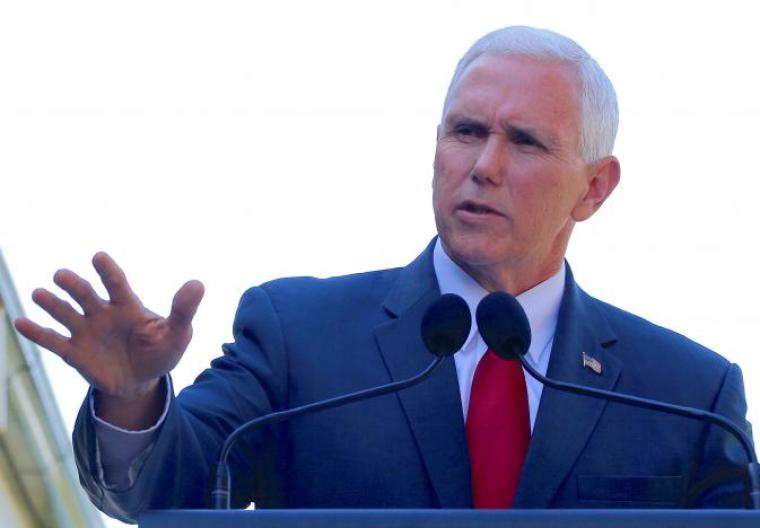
[{"xmin": 582, "ymin": 351, "xmax": 603, "ymax": 375}]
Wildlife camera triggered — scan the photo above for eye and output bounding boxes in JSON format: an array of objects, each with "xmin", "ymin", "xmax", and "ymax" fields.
[
  {"xmin": 451, "ymin": 121, "xmax": 487, "ymax": 142},
  {"xmin": 511, "ymin": 131, "xmax": 538, "ymax": 146},
  {"xmin": 455, "ymin": 124, "xmax": 475, "ymax": 136}
]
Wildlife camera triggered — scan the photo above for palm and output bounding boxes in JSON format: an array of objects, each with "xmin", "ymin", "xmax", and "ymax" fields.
[
  {"xmin": 14, "ymin": 252, "xmax": 204, "ymax": 400},
  {"xmin": 72, "ymin": 306, "xmax": 183, "ymax": 396}
]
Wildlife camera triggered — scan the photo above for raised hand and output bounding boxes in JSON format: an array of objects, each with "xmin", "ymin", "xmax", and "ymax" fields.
[{"xmin": 14, "ymin": 252, "xmax": 204, "ymax": 428}]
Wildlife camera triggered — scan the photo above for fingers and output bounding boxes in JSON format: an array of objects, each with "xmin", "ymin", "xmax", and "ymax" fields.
[
  {"xmin": 31, "ymin": 288, "xmax": 83, "ymax": 331},
  {"xmin": 92, "ymin": 251, "xmax": 137, "ymax": 305},
  {"xmin": 53, "ymin": 268, "xmax": 104, "ymax": 315},
  {"xmin": 14, "ymin": 317, "xmax": 73, "ymax": 359},
  {"xmin": 167, "ymin": 280, "xmax": 205, "ymax": 331}
]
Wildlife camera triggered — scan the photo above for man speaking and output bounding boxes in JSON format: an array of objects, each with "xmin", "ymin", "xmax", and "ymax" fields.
[{"xmin": 14, "ymin": 26, "xmax": 752, "ymax": 522}]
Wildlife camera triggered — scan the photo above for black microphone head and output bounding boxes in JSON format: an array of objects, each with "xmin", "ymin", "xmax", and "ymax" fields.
[
  {"xmin": 476, "ymin": 292, "xmax": 531, "ymax": 360},
  {"xmin": 420, "ymin": 294, "xmax": 472, "ymax": 357}
]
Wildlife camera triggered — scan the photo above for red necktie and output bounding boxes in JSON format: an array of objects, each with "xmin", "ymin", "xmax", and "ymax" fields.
[{"xmin": 466, "ymin": 349, "xmax": 531, "ymax": 508}]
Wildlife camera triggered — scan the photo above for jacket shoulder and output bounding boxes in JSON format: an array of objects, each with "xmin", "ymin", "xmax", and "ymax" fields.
[
  {"xmin": 590, "ymin": 294, "xmax": 728, "ymax": 368},
  {"xmin": 582, "ymin": 291, "xmax": 736, "ymax": 407},
  {"xmin": 236, "ymin": 266, "xmax": 405, "ymax": 321}
]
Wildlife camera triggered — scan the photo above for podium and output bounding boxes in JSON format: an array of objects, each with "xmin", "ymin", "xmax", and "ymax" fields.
[{"xmin": 139, "ymin": 509, "xmax": 760, "ymax": 527}]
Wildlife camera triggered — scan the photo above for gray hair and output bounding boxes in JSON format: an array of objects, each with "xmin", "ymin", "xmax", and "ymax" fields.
[{"xmin": 442, "ymin": 26, "xmax": 618, "ymax": 163}]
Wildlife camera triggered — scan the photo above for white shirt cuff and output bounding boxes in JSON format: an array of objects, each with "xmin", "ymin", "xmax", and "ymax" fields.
[{"xmin": 90, "ymin": 375, "xmax": 172, "ymax": 490}]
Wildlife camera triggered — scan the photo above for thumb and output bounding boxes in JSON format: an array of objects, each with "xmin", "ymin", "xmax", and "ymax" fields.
[{"xmin": 167, "ymin": 280, "xmax": 205, "ymax": 331}]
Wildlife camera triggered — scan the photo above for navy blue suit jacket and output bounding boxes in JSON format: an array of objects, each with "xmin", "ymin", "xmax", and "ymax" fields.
[{"xmin": 73, "ymin": 241, "xmax": 752, "ymax": 522}]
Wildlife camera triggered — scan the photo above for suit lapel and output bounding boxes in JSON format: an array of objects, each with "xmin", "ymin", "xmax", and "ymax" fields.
[
  {"xmin": 373, "ymin": 240, "xmax": 473, "ymax": 508},
  {"xmin": 514, "ymin": 266, "xmax": 622, "ymax": 508}
]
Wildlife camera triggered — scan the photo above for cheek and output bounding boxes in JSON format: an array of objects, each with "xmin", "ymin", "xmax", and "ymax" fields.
[
  {"xmin": 431, "ymin": 174, "xmax": 451, "ymax": 218},
  {"xmin": 434, "ymin": 143, "xmax": 477, "ymax": 180},
  {"xmin": 508, "ymin": 167, "xmax": 567, "ymax": 219},
  {"xmin": 432, "ymin": 150, "xmax": 456, "ymax": 202},
  {"xmin": 522, "ymin": 178, "xmax": 581, "ymax": 239}
]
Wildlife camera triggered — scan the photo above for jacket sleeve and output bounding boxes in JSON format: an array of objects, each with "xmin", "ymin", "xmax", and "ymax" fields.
[
  {"xmin": 689, "ymin": 362, "xmax": 754, "ymax": 507},
  {"xmin": 72, "ymin": 285, "xmax": 289, "ymax": 523}
]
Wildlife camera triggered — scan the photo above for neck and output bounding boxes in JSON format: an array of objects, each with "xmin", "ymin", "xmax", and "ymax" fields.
[
  {"xmin": 458, "ymin": 258, "xmax": 564, "ymax": 296},
  {"xmin": 440, "ymin": 241, "xmax": 566, "ymax": 296}
]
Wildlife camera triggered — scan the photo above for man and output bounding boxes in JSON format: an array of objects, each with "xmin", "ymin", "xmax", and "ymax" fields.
[{"xmin": 15, "ymin": 26, "xmax": 752, "ymax": 522}]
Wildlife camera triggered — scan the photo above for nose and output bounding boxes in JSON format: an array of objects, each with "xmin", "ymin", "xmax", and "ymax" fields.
[{"xmin": 471, "ymin": 134, "xmax": 506, "ymax": 185}]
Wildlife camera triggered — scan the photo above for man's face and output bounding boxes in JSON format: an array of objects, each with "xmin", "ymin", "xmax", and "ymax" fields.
[{"xmin": 433, "ymin": 53, "xmax": 593, "ymax": 290}]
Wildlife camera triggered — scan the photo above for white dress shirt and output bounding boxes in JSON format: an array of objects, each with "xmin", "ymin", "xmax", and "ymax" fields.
[
  {"xmin": 93, "ymin": 240, "xmax": 566, "ymax": 486},
  {"xmin": 433, "ymin": 239, "xmax": 565, "ymax": 430}
]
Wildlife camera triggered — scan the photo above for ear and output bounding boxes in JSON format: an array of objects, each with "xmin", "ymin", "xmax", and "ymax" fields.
[{"xmin": 571, "ymin": 156, "xmax": 621, "ymax": 222}]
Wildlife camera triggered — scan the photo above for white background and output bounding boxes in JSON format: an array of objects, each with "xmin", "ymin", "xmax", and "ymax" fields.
[{"xmin": 1, "ymin": 1, "xmax": 759, "ymax": 526}]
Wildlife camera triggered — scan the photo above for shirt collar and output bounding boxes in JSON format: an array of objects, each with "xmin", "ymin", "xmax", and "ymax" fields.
[{"xmin": 433, "ymin": 238, "xmax": 565, "ymax": 365}]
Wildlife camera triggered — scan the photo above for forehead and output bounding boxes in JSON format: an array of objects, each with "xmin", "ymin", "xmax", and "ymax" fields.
[{"xmin": 446, "ymin": 54, "xmax": 582, "ymax": 141}]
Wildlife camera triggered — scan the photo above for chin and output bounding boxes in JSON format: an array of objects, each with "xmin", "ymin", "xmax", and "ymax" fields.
[{"xmin": 441, "ymin": 233, "xmax": 509, "ymax": 268}]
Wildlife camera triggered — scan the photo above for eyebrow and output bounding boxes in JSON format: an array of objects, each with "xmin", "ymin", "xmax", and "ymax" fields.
[
  {"xmin": 444, "ymin": 114, "xmax": 487, "ymax": 130},
  {"xmin": 504, "ymin": 124, "xmax": 553, "ymax": 151},
  {"xmin": 445, "ymin": 113, "xmax": 558, "ymax": 151}
]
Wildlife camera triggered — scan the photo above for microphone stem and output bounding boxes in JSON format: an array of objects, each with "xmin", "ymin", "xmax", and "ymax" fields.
[
  {"xmin": 749, "ymin": 463, "xmax": 760, "ymax": 509},
  {"xmin": 212, "ymin": 355, "xmax": 445, "ymax": 509},
  {"xmin": 519, "ymin": 357, "xmax": 759, "ymax": 508}
]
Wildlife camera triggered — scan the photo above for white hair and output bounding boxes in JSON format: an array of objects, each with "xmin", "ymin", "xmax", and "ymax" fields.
[{"xmin": 442, "ymin": 26, "xmax": 618, "ymax": 163}]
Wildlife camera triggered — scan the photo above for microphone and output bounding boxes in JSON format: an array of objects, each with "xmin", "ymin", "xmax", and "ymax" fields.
[
  {"xmin": 212, "ymin": 293, "xmax": 471, "ymax": 509},
  {"xmin": 475, "ymin": 291, "xmax": 760, "ymax": 509}
]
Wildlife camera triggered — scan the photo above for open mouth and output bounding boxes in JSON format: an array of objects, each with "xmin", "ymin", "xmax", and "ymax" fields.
[{"xmin": 458, "ymin": 201, "xmax": 501, "ymax": 216}]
